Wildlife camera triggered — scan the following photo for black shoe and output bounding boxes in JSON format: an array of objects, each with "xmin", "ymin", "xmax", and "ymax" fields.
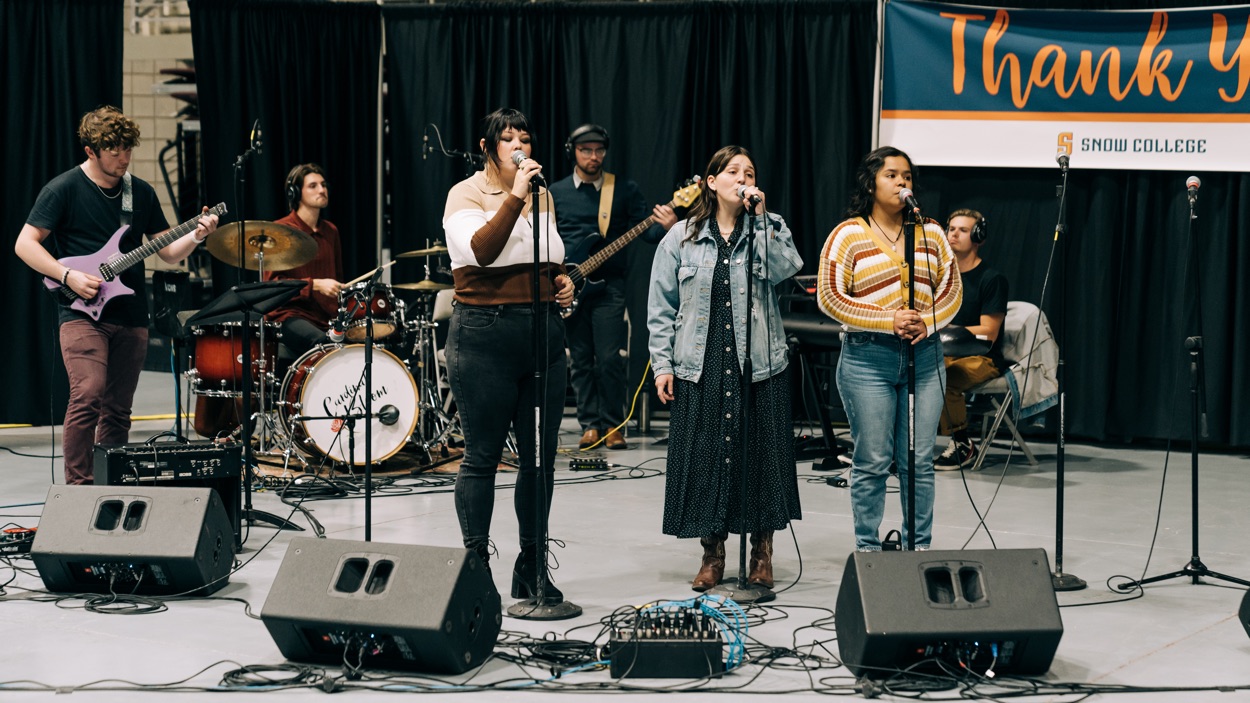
[
  {"xmin": 511, "ymin": 548, "xmax": 564, "ymax": 603},
  {"xmin": 935, "ymin": 437, "xmax": 976, "ymax": 470}
]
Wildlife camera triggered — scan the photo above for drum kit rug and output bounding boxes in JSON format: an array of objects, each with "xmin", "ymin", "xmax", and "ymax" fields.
[{"xmin": 184, "ymin": 221, "xmax": 460, "ymax": 477}]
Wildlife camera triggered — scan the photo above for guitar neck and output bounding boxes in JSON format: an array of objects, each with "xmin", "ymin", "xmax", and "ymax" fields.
[
  {"xmin": 106, "ymin": 203, "xmax": 225, "ymax": 276},
  {"xmin": 571, "ymin": 198, "xmax": 674, "ymax": 284}
]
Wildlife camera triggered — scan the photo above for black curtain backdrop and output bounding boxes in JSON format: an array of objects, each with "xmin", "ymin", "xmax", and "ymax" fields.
[
  {"xmin": 1, "ymin": 0, "xmax": 122, "ymax": 425},
  {"xmin": 188, "ymin": 0, "xmax": 381, "ymax": 291},
  {"xmin": 384, "ymin": 0, "xmax": 878, "ymax": 420},
  {"xmin": 5, "ymin": 0, "xmax": 1246, "ymax": 447}
]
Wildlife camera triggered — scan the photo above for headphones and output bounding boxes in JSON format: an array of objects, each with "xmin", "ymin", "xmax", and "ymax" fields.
[
  {"xmin": 285, "ymin": 164, "xmax": 324, "ymax": 212},
  {"xmin": 564, "ymin": 123, "xmax": 610, "ymax": 160},
  {"xmin": 971, "ymin": 215, "xmax": 988, "ymax": 244}
]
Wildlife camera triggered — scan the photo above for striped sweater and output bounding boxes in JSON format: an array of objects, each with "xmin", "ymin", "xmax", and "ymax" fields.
[
  {"xmin": 816, "ymin": 216, "xmax": 962, "ymax": 333},
  {"xmin": 442, "ymin": 170, "xmax": 565, "ymax": 305}
]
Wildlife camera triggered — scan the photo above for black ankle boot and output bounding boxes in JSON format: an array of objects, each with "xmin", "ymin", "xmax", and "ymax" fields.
[
  {"xmin": 511, "ymin": 547, "xmax": 564, "ymax": 603},
  {"xmin": 470, "ymin": 543, "xmax": 492, "ymax": 575}
]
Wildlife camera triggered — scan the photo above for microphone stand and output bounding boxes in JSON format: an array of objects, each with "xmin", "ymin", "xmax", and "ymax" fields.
[
  {"xmin": 1117, "ymin": 182, "xmax": 1249, "ymax": 591},
  {"xmin": 508, "ymin": 173, "xmax": 581, "ymax": 621},
  {"xmin": 1049, "ymin": 159, "xmax": 1087, "ymax": 591},
  {"xmin": 709, "ymin": 200, "xmax": 775, "ymax": 604},
  {"xmin": 360, "ymin": 266, "xmax": 383, "ymax": 541},
  {"xmin": 903, "ymin": 207, "xmax": 918, "ymax": 551},
  {"xmin": 231, "ymin": 127, "xmax": 301, "ymax": 540}
]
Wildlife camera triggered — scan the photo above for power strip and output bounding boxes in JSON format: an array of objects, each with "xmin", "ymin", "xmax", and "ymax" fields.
[{"xmin": 568, "ymin": 457, "xmax": 608, "ymax": 472}]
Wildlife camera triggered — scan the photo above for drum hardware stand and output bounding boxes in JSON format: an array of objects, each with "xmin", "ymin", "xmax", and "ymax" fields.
[
  {"xmin": 404, "ymin": 294, "xmax": 461, "ymax": 472},
  {"xmin": 707, "ymin": 198, "xmax": 774, "ymax": 605},
  {"xmin": 1117, "ymin": 179, "xmax": 1248, "ymax": 592}
]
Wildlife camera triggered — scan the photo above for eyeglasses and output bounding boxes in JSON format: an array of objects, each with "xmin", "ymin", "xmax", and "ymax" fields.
[{"xmin": 576, "ymin": 147, "xmax": 607, "ymax": 157}]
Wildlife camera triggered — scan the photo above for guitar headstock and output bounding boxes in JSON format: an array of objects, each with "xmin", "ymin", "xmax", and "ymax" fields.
[{"xmin": 670, "ymin": 176, "xmax": 703, "ymax": 208}]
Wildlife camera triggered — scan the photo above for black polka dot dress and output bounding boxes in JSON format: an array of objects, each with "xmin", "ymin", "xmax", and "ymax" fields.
[{"xmin": 662, "ymin": 219, "xmax": 802, "ymax": 539}]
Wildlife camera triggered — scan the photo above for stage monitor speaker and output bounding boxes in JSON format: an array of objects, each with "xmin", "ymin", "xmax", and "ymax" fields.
[
  {"xmin": 31, "ymin": 485, "xmax": 233, "ymax": 596},
  {"xmin": 1240, "ymin": 589, "xmax": 1250, "ymax": 639},
  {"xmin": 261, "ymin": 537, "xmax": 501, "ymax": 674},
  {"xmin": 835, "ymin": 549, "xmax": 1063, "ymax": 677}
]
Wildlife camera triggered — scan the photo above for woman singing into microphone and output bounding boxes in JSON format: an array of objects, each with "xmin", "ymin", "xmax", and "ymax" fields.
[
  {"xmin": 442, "ymin": 107, "xmax": 575, "ymax": 603},
  {"xmin": 816, "ymin": 146, "xmax": 961, "ymax": 552},
  {"xmin": 647, "ymin": 145, "xmax": 803, "ymax": 592}
]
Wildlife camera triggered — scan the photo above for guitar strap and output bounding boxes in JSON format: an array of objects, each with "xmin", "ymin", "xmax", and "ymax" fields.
[
  {"xmin": 597, "ymin": 172, "xmax": 616, "ymax": 237},
  {"xmin": 120, "ymin": 172, "xmax": 133, "ymax": 226}
]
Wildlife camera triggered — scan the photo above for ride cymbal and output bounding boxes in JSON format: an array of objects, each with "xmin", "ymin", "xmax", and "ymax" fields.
[{"xmin": 206, "ymin": 221, "xmax": 317, "ymax": 272}]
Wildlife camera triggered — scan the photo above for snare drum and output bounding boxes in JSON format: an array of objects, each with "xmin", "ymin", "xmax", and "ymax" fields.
[
  {"xmin": 278, "ymin": 344, "xmax": 418, "ymax": 464},
  {"xmin": 338, "ymin": 282, "xmax": 403, "ymax": 342},
  {"xmin": 187, "ymin": 320, "xmax": 278, "ymax": 397}
]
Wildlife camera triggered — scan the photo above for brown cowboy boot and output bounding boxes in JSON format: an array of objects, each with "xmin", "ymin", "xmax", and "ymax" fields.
[
  {"xmin": 691, "ymin": 536, "xmax": 725, "ymax": 592},
  {"xmin": 749, "ymin": 530, "xmax": 775, "ymax": 588}
]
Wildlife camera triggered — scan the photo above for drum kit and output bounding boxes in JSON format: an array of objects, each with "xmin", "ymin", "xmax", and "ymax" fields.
[{"xmin": 184, "ymin": 220, "xmax": 459, "ymax": 474}]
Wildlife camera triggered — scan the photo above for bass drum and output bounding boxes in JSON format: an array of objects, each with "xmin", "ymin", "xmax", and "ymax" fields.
[{"xmin": 279, "ymin": 344, "xmax": 418, "ymax": 465}]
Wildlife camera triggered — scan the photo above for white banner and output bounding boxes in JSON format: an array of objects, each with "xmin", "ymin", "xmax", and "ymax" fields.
[{"xmin": 880, "ymin": 1, "xmax": 1250, "ymax": 171}]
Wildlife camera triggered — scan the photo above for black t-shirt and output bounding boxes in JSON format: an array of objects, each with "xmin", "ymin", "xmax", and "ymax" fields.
[
  {"xmin": 26, "ymin": 166, "xmax": 170, "ymax": 326},
  {"xmin": 952, "ymin": 262, "xmax": 1009, "ymax": 368}
]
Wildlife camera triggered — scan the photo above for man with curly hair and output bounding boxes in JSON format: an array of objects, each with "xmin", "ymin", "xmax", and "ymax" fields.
[{"xmin": 14, "ymin": 106, "xmax": 219, "ymax": 484}]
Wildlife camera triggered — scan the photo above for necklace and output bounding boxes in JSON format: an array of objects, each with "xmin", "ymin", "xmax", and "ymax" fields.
[
  {"xmin": 92, "ymin": 179, "xmax": 121, "ymax": 200},
  {"xmin": 868, "ymin": 216, "xmax": 902, "ymax": 244}
]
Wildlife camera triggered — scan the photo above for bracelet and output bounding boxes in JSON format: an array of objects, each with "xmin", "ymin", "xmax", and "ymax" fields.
[
  {"xmin": 193, "ymin": 230, "xmax": 209, "ymax": 244},
  {"xmin": 61, "ymin": 268, "xmax": 71, "ymax": 285}
]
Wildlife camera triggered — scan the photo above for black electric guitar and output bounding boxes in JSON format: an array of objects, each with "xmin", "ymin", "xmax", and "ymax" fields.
[
  {"xmin": 562, "ymin": 178, "xmax": 702, "ymax": 318},
  {"xmin": 44, "ymin": 203, "xmax": 227, "ymax": 321}
]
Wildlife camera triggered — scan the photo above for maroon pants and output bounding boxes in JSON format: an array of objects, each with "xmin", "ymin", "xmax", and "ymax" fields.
[{"xmin": 59, "ymin": 320, "xmax": 149, "ymax": 485}]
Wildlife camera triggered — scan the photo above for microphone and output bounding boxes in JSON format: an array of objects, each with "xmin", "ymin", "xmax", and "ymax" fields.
[
  {"xmin": 1056, "ymin": 151, "xmax": 1069, "ymax": 171},
  {"xmin": 327, "ymin": 315, "xmax": 346, "ymax": 344},
  {"xmin": 1186, "ymin": 175, "xmax": 1201, "ymax": 203},
  {"xmin": 736, "ymin": 184, "xmax": 762, "ymax": 207},
  {"xmin": 249, "ymin": 119, "xmax": 263, "ymax": 153},
  {"xmin": 422, "ymin": 131, "xmax": 428, "ymax": 160},
  {"xmin": 899, "ymin": 187, "xmax": 922, "ymax": 216},
  {"xmin": 378, "ymin": 404, "xmax": 400, "ymax": 426},
  {"xmin": 511, "ymin": 149, "xmax": 544, "ymax": 184}
]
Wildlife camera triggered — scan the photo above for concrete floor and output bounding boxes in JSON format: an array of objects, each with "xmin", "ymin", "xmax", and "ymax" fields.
[{"xmin": 1, "ymin": 370, "xmax": 1248, "ymax": 701}]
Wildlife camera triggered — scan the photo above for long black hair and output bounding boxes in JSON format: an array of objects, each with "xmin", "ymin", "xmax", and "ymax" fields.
[
  {"xmin": 684, "ymin": 145, "xmax": 754, "ymax": 239},
  {"xmin": 845, "ymin": 146, "xmax": 915, "ymax": 219}
]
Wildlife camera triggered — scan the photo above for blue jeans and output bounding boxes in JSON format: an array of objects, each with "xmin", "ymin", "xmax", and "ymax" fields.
[
  {"xmin": 446, "ymin": 303, "xmax": 567, "ymax": 554},
  {"xmin": 837, "ymin": 332, "xmax": 945, "ymax": 550}
]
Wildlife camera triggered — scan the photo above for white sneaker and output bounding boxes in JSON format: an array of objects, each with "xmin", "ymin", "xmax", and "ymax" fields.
[{"xmin": 935, "ymin": 437, "xmax": 975, "ymax": 470}]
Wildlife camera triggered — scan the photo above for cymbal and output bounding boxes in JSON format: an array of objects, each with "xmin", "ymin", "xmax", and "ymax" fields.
[
  {"xmin": 396, "ymin": 244, "xmax": 449, "ymax": 259},
  {"xmin": 206, "ymin": 221, "xmax": 317, "ymax": 272},
  {"xmin": 394, "ymin": 280, "xmax": 453, "ymax": 292}
]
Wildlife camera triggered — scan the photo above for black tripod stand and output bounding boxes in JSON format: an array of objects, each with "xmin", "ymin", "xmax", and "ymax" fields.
[
  {"xmin": 1118, "ymin": 179, "xmax": 1249, "ymax": 591},
  {"xmin": 187, "ymin": 280, "xmax": 307, "ymax": 538}
]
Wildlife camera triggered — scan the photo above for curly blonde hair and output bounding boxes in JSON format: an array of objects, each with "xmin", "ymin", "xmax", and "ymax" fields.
[{"xmin": 77, "ymin": 106, "xmax": 140, "ymax": 154}]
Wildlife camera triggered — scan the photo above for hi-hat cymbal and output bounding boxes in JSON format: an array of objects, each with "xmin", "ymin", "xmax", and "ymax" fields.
[
  {"xmin": 396, "ymin": 244, "xmax": 449, "ymax": 259},
  {"xmin": 394, "ymin": 280, "xmax": 453, "ymax": 292},
  {"xmin": 207, "ymin": 221, "xmax": 318, "ymax": 272}
]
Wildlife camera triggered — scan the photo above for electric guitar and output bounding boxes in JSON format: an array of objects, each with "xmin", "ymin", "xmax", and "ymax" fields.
[
  {"xmin": 562, "ymin": 178, "xmax": 702, "ymax": 318},
  {"xmin": 44, "ymin": 203, "xmax": 228, "ymax": 321}
]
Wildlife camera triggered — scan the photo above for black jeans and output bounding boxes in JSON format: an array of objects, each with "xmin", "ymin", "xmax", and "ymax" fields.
[
  {"xmin": 446, "ymin": 302, "xmax": 567, "ymax": 554},
  {"xmin": 565, "ymin": 276, "xmax": 627, "ymax": 431}
]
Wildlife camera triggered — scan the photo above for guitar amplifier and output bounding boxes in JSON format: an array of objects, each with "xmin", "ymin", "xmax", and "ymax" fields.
[{"xmin": 94, "ymin": 441, "xmax": 242, "ymax": 552}]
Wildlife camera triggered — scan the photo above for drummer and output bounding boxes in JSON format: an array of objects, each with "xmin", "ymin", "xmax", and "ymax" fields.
[{"xmin": 264, "ymin": 163, "xmax": 345, "ymax": 355}]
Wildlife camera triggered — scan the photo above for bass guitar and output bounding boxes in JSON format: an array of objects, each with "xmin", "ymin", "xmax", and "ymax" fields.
[
  {"xmin": 44, "ymin": 203, "xmax": 228, "ymax": 321},
  {"xmin": 563, "ymin": 178, "xmax": 702, "ymax": 318}
]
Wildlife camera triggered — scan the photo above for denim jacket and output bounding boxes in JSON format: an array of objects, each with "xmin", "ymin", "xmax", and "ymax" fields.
[{"xmin": 647, "ymin": 213, "xmax": 803, "ymax": 383}]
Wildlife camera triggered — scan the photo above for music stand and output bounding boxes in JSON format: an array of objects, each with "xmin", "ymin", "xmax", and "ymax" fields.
[{"xmin": 188, "ymin": 280, "xmax": 308, "ymax": 537}]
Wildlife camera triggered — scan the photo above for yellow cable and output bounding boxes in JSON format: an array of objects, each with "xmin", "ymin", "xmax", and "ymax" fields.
[{"xmin": 580, "ymin": 359, "xmax": 651, "ymax": 452}]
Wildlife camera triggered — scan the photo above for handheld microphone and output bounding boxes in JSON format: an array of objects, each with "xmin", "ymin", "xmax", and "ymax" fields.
[
  {"xmin": 378, "ymin": 404, "xmax": 400, "ymax": 426},
  {"xmin": 1186, "ymin": 175, "xmax": 1201, "ymax": 204},
  {"xmin": 736, "ymin": 184, "xmax": 762, "ymax": 207},
  {"xmin": 1056, "ymin": 151, "xmax": 1069, "ymax": 171},
  {"xmin": 511, "ymin": 149, "xmax": 544, "ymax": 184},
  {"xmin": 327, "ymin": 315, "xmax": 346, "ymax": 343},
  {"xmin": 898, "ymin": 188, "xmax": 922, "ymax": 216}
]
